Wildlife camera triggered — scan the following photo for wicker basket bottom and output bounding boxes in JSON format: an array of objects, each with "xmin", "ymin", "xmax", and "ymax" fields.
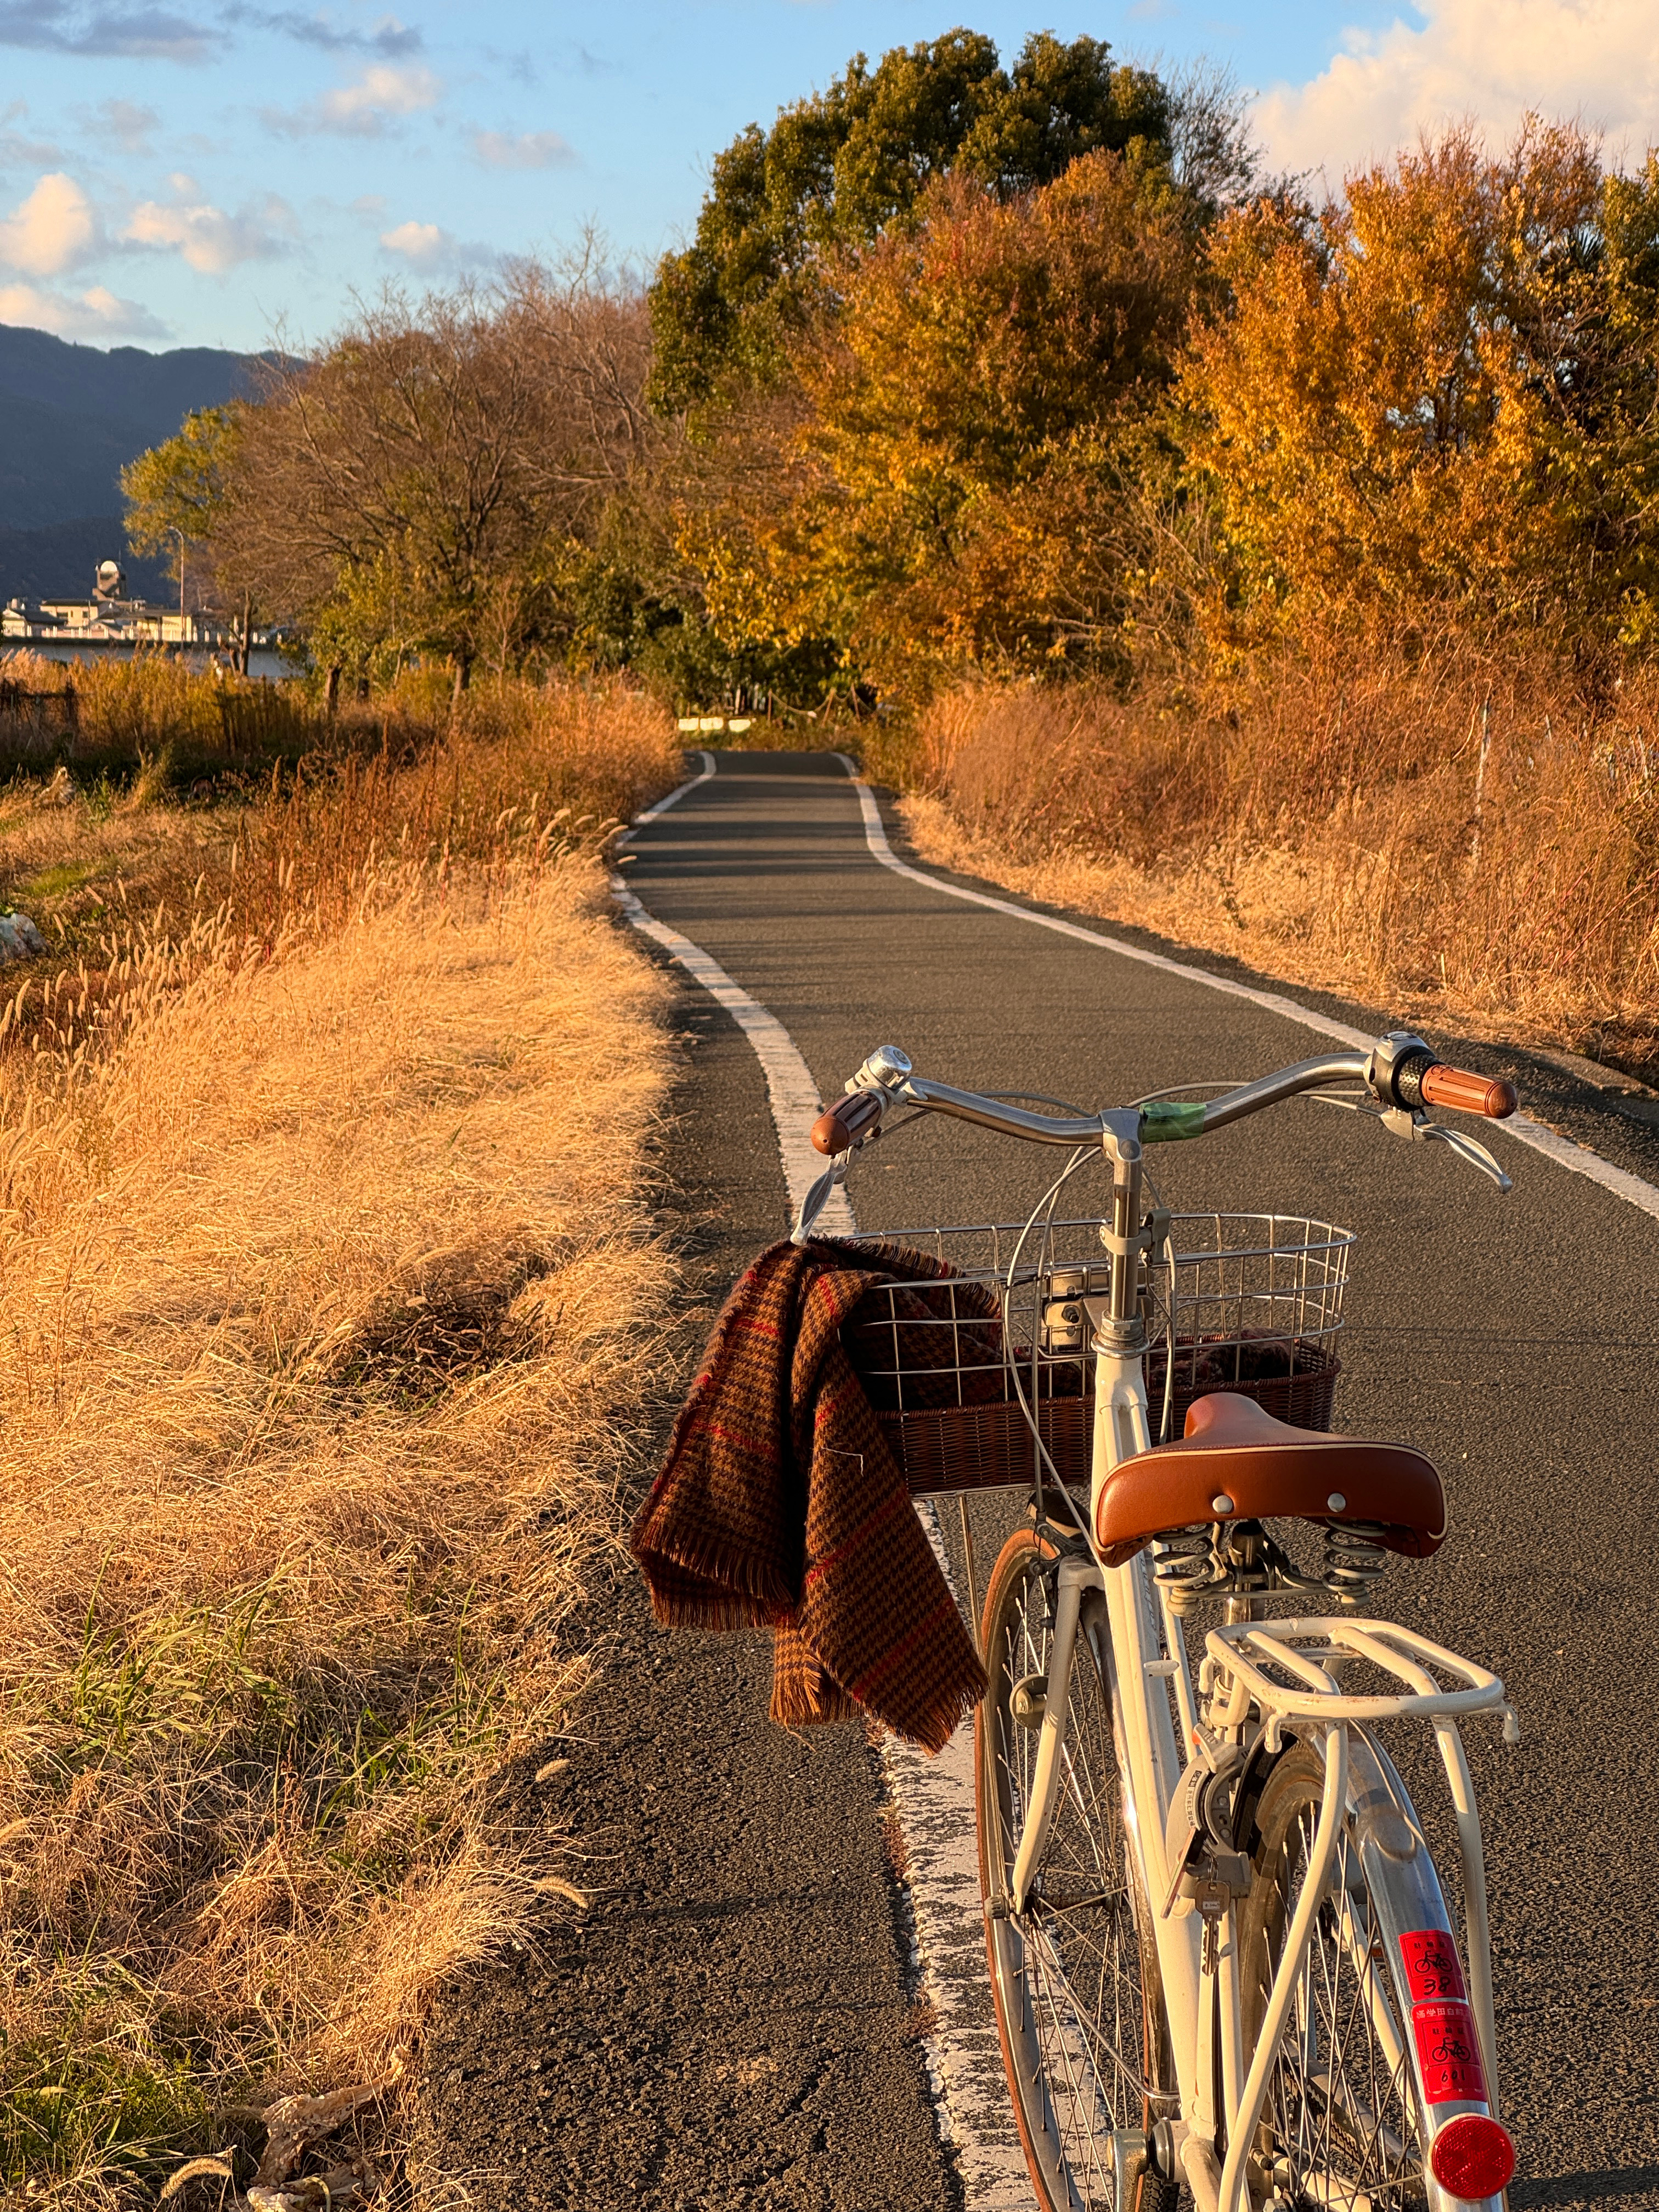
[{"xmin": 880, "ymin": 1345, "xmax": 1341, "ymax": 1499}]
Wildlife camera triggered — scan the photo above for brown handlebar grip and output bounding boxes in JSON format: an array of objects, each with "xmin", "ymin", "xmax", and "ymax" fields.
[
  {"xmin": 1420, "ymin": 1063, "xmax": 1519, "ymax": 1119},
  {"xmin": 810, "ymin": 1089, "xmax": 884, "ymax": 1155}
]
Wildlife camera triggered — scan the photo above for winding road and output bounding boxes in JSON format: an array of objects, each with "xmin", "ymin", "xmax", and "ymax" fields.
[{"xmin": 432, "ymin": 749, "xmax": 1659, "ymax": 2211}]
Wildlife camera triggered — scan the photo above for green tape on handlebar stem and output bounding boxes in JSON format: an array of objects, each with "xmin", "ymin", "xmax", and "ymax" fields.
[{"xmin": 1139, "ymin": 1100, "xmax": 1207, "ymax": 1144}]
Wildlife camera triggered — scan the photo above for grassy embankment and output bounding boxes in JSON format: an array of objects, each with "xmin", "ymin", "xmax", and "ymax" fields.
[
  {"xmin": 854, "ymin": 641, "xmax": 1659, "ymax": 1084},
  {"xmin": 0, "ymin": 662, "xmax": 683, "ymax": 2205}
]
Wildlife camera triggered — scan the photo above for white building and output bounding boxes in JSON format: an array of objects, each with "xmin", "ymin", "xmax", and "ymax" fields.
[{"xmin": 2, "ymin": 561, "xmax": 292, "ymax": 678}]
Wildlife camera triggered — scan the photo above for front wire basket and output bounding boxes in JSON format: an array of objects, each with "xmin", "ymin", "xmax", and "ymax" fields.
[{"xmin": 846, "ymin": 1214, "xmax": 1356, "ymax": 1499}]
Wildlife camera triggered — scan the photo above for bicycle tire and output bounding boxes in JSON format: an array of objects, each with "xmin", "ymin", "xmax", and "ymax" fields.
[
  {"xmin": 1237, "ymin": 1741, "xmax": 1439, "ymax": 2211},
  {"xmin": 975, "ymin": 1526, "xmax": 1179, "ymax": 2212}
]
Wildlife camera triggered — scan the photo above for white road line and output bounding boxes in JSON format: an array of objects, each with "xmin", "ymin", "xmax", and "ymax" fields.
[
  {"xmin": 836, "ymin": 755, "xmax": 1659, "ymax": 1227},
  {"xmin": 625, "ymin": 748, "xmax": 716, "ymax": 829},
  {"xmin": 889, "ymin": 1513, "xmax": 1038, "ymax": 2212},
  {"xmin": 610, "ymin": 879, "xmax": 856, "ymax": 1240},
  {"xmin": 611, "ymin": 860, "xmax": 1029, "ymax": 2209}
]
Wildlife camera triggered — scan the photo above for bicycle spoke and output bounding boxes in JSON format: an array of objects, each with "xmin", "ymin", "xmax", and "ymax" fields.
[
  {"xmin": 979, "ymin": 1542, "xmax": 1170, "ymax": 2212},
  {"xmin": 1255, "ymin": 1783, "xmax": 1428, "ymax": 2211}
]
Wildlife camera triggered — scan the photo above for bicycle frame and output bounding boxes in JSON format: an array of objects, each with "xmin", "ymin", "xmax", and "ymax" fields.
[{"xmin": 1005, "ymin": 1115, "xmax": 1515, "ymax": 2212}]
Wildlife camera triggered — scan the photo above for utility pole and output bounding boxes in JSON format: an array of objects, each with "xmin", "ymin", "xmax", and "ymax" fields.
[{"xmin": 169, "ymin": 527, "xmax": 186, "ymax": 633}]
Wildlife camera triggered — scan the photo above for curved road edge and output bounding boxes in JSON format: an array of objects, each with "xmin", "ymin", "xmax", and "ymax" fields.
[{"xmin": 828, "ymin": 753, "xmax": 1659, "ymax": 1226}]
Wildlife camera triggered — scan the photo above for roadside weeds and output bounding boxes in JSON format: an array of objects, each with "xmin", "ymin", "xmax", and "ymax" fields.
[
  {"xmin": 899, "ymin": 653, "xmax": 1659, "ymax": 1084},
  {"xmin": 0, "ymin": 693, "xmax": 682, "ymax": 2206}
]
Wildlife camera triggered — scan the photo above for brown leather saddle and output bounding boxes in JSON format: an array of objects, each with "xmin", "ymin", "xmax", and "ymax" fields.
[{"xmin": 1094, "ymin": 1392, "xmax": 1447, "ymax": 1568}]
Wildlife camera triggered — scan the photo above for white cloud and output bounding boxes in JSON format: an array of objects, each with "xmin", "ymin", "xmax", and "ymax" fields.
[
  {"xmin": 1258, "ymin": 1, "xmax": 1659, "ymax": 183},
  {"xmin": 222, "ymin": 4, "xmax": 423, "ymax": 57},
  {"xmin": 0, "ymin": 1, "xmax": 207, "ymax": 63},
  {"xmin": 380, "ymin": 216, "xmax": 449, "ymax": 268},
  {"xmin": 0, "ymin": 277, "xmax": 166, "ymax": 338},
  {"xmin": 318, "ymin": 59, "xmax": 437, "ymax": 129},
  {"xmin": 0, "ymin": 171, "xmax": 97, "ymax": 276},
  {"xmin": 472, "ymin": 127, "xmax": 575, "ymax": 170},
  {"xmin": 1, "ymin": 101, "xmax": 61, "ymax": 170},
  {"xmin": 267, "ymin": 59, "xmax": 439, "ymax": 136},
  {"xmin": 378, "ymin": 217, "xmax": 498, "ymax": 275},
  {"xmin": 125, "ymin": 177, "xmax": 294, "ymax": 272}
]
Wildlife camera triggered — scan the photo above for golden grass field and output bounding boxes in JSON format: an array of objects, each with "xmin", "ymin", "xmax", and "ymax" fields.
[
  {"xmin": 0, "ymin": 678, "xmax": 682, "ymax": 2204},
  {"xmin": 899, "ymin": 641, "xmax": 1659, "ymax": 1083}
]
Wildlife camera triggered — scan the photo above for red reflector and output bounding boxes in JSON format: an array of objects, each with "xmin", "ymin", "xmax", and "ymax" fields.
[{"xmin": 1430, "ymin": 2113, "xmax": 1515, "ymax": 2199}]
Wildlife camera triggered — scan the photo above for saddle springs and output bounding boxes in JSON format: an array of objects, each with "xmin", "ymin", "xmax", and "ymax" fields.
[{"xmin": 1149, "ymin": 1514, "xmax": 1390, "ymax": 1615}]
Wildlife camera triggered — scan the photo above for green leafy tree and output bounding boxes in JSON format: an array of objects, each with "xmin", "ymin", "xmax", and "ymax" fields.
[
  {"xmin": 201, "ymin": 268, "xmax": 658, "ymax": 691},
  {"xmin": 647, "ymin": 29, "xmax": 1178, "ymax": 414},
  {"xmin": 121, "ymin": 405, "xmax": 240, "ymax": 602}
]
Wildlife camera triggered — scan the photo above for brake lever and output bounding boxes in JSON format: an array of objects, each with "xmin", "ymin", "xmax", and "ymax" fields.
[
  {"xmin": 1414, "ymin": 1119, "xmax": 1513, "ymax": 1193},
  {"xmin": 1380, "ymin": 1105, "xmax": 1513, "ymax": 1193},
  {"xmin": 792, "ymin": 1156, "xmax": 849, "ymax": 1244},
  {"xmin": 1310, "ymin": 1091, "xmax": 1513, "ymax": 1192}
]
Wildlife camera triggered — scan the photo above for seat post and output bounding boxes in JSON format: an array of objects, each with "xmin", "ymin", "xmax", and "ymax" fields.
[{"xmin": 1224, "ymin": 1522, "xmax": 1268, "ymax": 1624}]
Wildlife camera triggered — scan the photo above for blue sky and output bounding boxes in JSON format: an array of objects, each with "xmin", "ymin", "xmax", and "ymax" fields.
[{"xmin": 2, "ymin": 0, "xmax": 1656, "ymax": 352}]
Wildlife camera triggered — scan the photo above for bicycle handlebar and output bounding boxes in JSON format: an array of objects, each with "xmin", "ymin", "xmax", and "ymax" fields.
[
  {"xmin": 808, "ymin": 1032, "xmax": 1520, "ymax": 1158},
  {"xmin": 809, "ymin": 1089, "xmax": 886, "ymax": 1156}
]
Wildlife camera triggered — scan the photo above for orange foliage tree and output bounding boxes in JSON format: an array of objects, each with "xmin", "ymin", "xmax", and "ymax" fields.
[
  {"xmin": 1181, "ymin": 123, "xmax": 1659, "ymax": 646},
  {"xmin": 685, "ymin": 150, "xmax": 1203, "ymax": 699}
]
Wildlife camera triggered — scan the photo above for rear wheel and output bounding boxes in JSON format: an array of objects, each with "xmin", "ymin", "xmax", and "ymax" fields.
[
  {"xmin": 1237, "ymin": 1744, "xmax": 1432, "ymax": 2211},
  {"xmin": 975, "ymin": 1526, "xmax": 1178, "ymax": 2212}
]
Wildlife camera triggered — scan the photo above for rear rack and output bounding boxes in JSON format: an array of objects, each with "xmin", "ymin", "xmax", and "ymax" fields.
[{"xmin": 1203, "ymin": 1617, "xmax": 1513, "ymax": 1736}]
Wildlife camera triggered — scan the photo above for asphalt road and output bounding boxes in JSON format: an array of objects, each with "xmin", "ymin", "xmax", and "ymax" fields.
[
  {"xmin": 427, "ymin": 749, "xmax": 1659, "ymax": 2210},
  {"xmin": 419, "ymin": 975, "xmax": 956, "ymax": 2212}
]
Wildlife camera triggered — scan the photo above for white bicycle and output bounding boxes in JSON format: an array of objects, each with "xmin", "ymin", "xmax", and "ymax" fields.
[{"xmin": 800, "ymin": 1031, "xmax": 1522, "ymax": 2212}]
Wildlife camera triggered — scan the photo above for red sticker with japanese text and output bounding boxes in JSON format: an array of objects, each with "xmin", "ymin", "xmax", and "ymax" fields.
[
  {"xmin": 1400, "ymin": 1928, "xmax": 1466, "ymax": 2002},
  {"xmin": 1412, "ymin": 2000, "xmax": 1487, "ymax": 2104}
]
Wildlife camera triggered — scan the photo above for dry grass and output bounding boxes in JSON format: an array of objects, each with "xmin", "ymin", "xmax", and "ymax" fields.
[
  {"xmin": 0, "ymin": 675, "xmax": 680, "ymax": 1046},
  {"xmin": 1, "ymin": 651, "xmax": 319, "ymax": 789},
  {"xmin": 902, "ymin": 640, "xmax": 1659, "ymax": 1078},
  {"xmin": 0, "ymin": 684, "xmax": 685, "ymax": 2205},
  {"xmin": 0, "ymin": 651, "xmax": 684, "ymax": 802}
]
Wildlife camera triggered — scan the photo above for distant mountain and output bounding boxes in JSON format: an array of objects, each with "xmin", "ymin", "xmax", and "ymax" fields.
[
  {"xmin": 0, "ymin": 323, "xmax": 256, "ymax": 600},
  {"xmin": 0, "ymin": 516, "xmax": 172, "ymax": 603}
]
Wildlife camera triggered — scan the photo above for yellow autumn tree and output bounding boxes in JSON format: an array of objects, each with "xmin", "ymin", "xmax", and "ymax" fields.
[
  {"xmin": 683, "ymin": 149, "xmax": 1203, "ymax": 700},
  {"xmin": 1181, "ymin": 121, "xmax": 1659, "ymax": 644}
]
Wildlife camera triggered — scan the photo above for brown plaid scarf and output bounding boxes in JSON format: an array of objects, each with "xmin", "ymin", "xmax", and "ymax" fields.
[{"xmin": 631, "ymin": 1238, "xmax": 992, "ymax": 1753}]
